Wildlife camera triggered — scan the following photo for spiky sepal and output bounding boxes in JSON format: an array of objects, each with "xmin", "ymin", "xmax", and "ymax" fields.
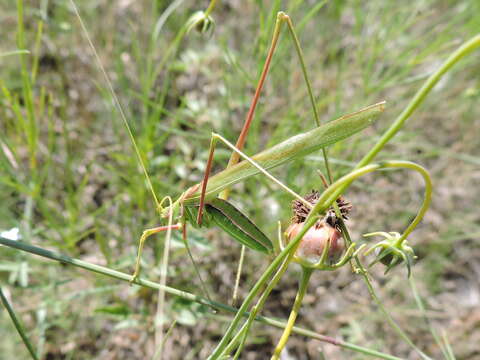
[
  {"xmin": 291, "ymin": 190, "xmax": 352, "ymax": 228},
  {"xmin": 364, "ymin": 232, "xmax": 416, "ymax": 277}
]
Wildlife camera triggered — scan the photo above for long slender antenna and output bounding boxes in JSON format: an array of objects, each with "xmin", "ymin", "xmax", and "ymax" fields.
[{"xmin": 69, "ymin": 0, "xmax": 159, "ymax": 207}]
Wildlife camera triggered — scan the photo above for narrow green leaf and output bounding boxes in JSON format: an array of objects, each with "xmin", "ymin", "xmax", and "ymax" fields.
[
  {"xmin": 95, "ymin": 304, "xmax": 131, "ymax": 316},
  {"xmin": 0, "ymin": 287, "xmax": 39, "ymax": 360},
  {"xmin": 206, "ymin": 198, "xmax": 272, "ymax": 254},
  {"xmin": 0, "ymin": 49, "xmax": 30, "ymax": 58}
]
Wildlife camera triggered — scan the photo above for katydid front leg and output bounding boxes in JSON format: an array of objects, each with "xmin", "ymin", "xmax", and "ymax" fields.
[
  {"xmin": 130, "ymin": 224, "xmax": 182, "ymax": 283},
  {"xmin": 130, "ymin": 204, "xmax": 215, "ymax": 308}
]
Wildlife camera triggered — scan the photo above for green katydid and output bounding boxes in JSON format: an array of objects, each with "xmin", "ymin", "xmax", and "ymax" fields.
[
  {"xmin": 121, "ymin": 11, "xmax": 386, "ymax": 282},
  {"xmin": 129, "ymin": 100, "xmax": 385, "ymax": 278},
  {"xmin": 70, "ymin": 6, "xmax": 387, "ymax": 353}
]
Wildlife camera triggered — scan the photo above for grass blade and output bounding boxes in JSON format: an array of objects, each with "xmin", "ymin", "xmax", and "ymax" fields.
[{"xmin": 0, "ymin": 287, "xmax": 39, "ymax": 360}]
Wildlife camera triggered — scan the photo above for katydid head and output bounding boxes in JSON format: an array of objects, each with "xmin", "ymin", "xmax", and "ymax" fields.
[
  {"xmin": 159, "ymin": 197, "xmax": 182, "ymax": 220},
  {"xmin": 160, "ymin": 183, "xmax": 202, "ymax": 219}
]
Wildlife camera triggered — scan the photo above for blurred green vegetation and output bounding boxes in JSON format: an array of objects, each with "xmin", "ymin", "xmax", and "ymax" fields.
[{"xmin": 1, "ymin": 0, "xmax": 479, "ymax": 359}]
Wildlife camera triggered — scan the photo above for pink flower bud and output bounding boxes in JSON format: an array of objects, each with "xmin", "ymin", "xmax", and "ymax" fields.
[{"xmin": 286, "ymin": 222, "xmax": 344, "ymax": 265}]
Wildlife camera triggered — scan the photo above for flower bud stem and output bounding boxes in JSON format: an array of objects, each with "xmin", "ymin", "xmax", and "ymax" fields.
[
  {"xmin": 225, "ymin": 254, "xmax": 293, "ymax": 359},
  {"xmin": 204, "ymin": 0, "xmax": 218, "ymax": 17},
  {"xmin": 271, "ymin": 267, "xmax": 314, "ymax": 360}
]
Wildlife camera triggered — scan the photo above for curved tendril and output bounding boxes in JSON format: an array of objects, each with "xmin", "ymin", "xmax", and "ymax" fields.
[
  {"xmin": 364, "ymin": 231, "xmax": 392, "ymax": 239},
  {"xmin": 332, "ymin": 243, "xmax": 358, "ymax": 268},
  {"xmin": 313, "ymin": 161, "xmax": 432, "ymax": 247},
  {"xmin": 318, "ymin": 231, "xmax": 332, "ymax": 265}
]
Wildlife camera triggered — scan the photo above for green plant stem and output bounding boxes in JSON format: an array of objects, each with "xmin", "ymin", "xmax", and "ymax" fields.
[
  {"xmin": 227, "ymin": 254, "xmax": 293, "ymax": 358},
  {"xmin": 0, "ymin": 287, "xmax": 39, "ymax": 360},
  {"xmin": 311, "ymin": 161, "xmax": 433, "ymax": 359},
  {"xmin": 0, "ymin": 49, "xmax": 30, "ymax": 57},
  {"xmin": 153, "ymin": 197, "xmax": 174, "ymax": 360},
  {"xmin": 358, "ymin": 260, "xmax": 431, "ymax": 360},
  {"xmin": 359, "ymin": 34, "xmax": 480, "ymax": 168},
  {"xmin": 409, "ymin": 275, "xmax": 447, "ymax": 358},
  {"xmin": 338, "ymin": 209, "xmax": 430, "ymax": 358},
  {"xmin": 204, "ymin": 0, "xmax": 218, "ymax": 17},
  {"xmin": 323, "ymin": 34, "xmax": 480, "ymax": 207},
  {"xmin": 17, "ymin": 0, "xmax": 37, "ymax": 171},
  {"xmin": 315, "ymin": 38, "xmax": 480, "ymax": 308},
  {"xmin": 271, "ymin": 267, "xmax": 313, "ymax": 360},
  {"xmin": 317, "ymin": 161, "xmax": 432, "ymax": 238},
  {"xmin": 231, "ymin": 245, "xmax": 245, "ymax": 307},
  {"xmin": 339, "ymin": 212, "xmax": 422, "ymax": 358},
  {"xmin": 208, "ymin": 161, "xmax": 423, "ymax": 359},
  {"xmin": 282, "ymin": 13, "xmax": 334, "ymax": 183},
  {"xmin": 317, "ymin": 35, "xmax": 480, "ymax": 359},
  {"xmin": 0, "ymin": 236, "xmax": 400, "ymax": 360},
  {"xmin": 207, "ymin": 209, "xmax": 319, "ymax": 359},
  {"xmin": 31, "ymin": 20, "xmax": 44, "ymax": 84},
  {"xmin": 339, "ymin": 221, "xmax": 421, "ymax": 358}
]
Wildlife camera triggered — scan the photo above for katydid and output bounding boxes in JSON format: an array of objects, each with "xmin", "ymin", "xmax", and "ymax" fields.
[
  {"xmin": 123, "ymin": 12, "xmax": 385, "ymax": 279},
  {"xmin": 74, "ymin": 0, "xmax": 385, "ymax": 341},
  {"xmin": 131, "ymin": 102, "xmax": 385, "ymax": 278}
]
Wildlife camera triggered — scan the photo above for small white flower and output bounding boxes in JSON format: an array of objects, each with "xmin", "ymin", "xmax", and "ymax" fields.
[{"xmin": 0, "ymin": 227, "xmax": 21, "ymax": 241}]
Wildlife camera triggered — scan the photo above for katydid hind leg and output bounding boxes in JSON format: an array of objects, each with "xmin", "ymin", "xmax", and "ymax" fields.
[
  {"xmin": 217, "ymin": 12, "xmax": 286, "ymax": 306},
  {"xmin": 221, "ymin": 12, "xmax": 286, "ymax": 184},
  {"xmin": 218, "ymin": 11, "xmax": 335, "ymax": 201},
  {"xmin": 197, "ymin": 135, "xmax": 218, "ymax": 226},
  {"xmin": 180, "ymin": 205, "xmax": 215, "ymax": 306}
]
